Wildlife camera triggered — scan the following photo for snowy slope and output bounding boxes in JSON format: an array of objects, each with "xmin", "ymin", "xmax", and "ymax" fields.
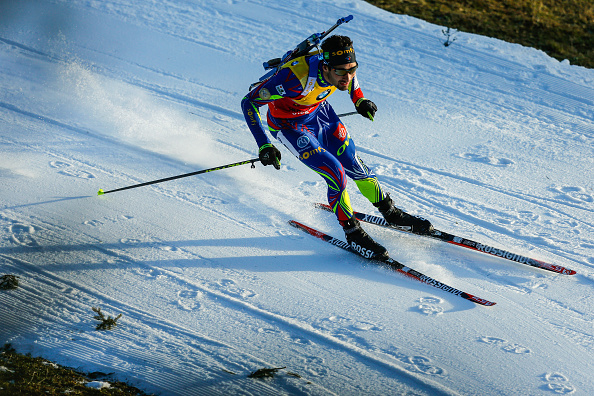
[{"xmin": 1, "ymin": 0, "xmax": 593, "ymax": 395}]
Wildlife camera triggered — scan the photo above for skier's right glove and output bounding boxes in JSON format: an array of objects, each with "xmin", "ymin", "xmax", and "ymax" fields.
[
  {"xmin": 355, "ymin": 98, "xmax": 377, "ymax": 121},
  {"xmin": 259, "ymin": 143, "xmax": 281, "ymax": 170}
]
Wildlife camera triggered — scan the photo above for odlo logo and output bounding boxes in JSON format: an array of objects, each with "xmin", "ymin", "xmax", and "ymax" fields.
[{"xmin": 337, "ymin": 134, "xmax": 350, "ymax": 156}]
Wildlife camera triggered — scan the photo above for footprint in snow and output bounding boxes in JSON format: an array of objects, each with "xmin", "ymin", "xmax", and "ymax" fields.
[
  {"xmin": 550, "ymin": 186, "xmax": 593, "ymax": 204},
  {"xmin": 385, "ymin": 348, "xmax": 447, "ymax": 377},
  {"xmin": 49, "ymin": 160, "xmax": 95, "ymax": 179},
  {"xmin": 316, "ymin": 316, "xmax": 383, "ymax": 349},
  {"xmin": 216, "ymin": 279, "xmax": 257, "ymax": 299},
  {"xmin": 414, "ymin": 296, "xmax": 444, "ymax": 316},
  {"xmin": 120, "ymin": 238, "xmax": 143, "ymax": 245},
  {"xmin": 478, "ymin": 336, "xmax": 531, "ymax": 354},
  {"xmin": 49, "ymin": 161, "xmax": 71, "ymax": 169},
  {"xmin": 406, "ymin": 355, "xmax": 446, "ymax": 376},
  {"xmin": 58, "ymin": 169, "xmax": 95, "ymax": 179},
  {"xmin": 457, "ymin": 153, "xmax": 514, "ymax": 167},
  {"xmin": 284, "ymin": 334, "xmax": 313, "ymax": 346},
  {"xmin": 543, "ymin": 372, "xmax": 576, "ymax": 394},
  {"xmin": 478, "ymin": 336, "xmax": 507, "ymax": 345},
  {"xmin": 300, "ymin": 355, "xmax": 329, "ymax": 377},
  {"xmin": 197, "ymin": 195, "xmax": 227, "ymax": 205},
  {"xmin": 8, "ymin": 223, "xmax": 39, "ymax": 247},
  {"xmin": 158, "ymin": 244, "xmax": 180, "ymax": 252},
  {"xmin": 417, "ymin": 304, "xmax": 444, "ymax": 316},
  {"xmin": 134, "ymin": 268, "xmax": 165, "ymax": 279},
  {"xmin": 350, "ymin": 321, "xmax": 383, "ymax": 332},
  {"xmin": 83, "ymin": 219, "xmax": 103, "ymax": 227},
  {"xmin": 176, "ymin": 289, "xmax": 203, "ymax": 311},
  {"xmin": 501, "ymin": 343, "xmax": 531, "ymax": 354},
  {"xmin": 278, "ymin": 229, "xmax": 303, "ymax": 240}
]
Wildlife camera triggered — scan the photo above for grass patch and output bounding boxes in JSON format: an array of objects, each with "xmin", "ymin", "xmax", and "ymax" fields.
[
  {"xmin": 0, "ymin": 274, "xmax": 20, "ymax": 290},
  {"xmin": 364, "ymin": 0, "xmax": 594, "ymax": 68},
  {"xmin": 0, "ymin": 344, "xmax": 150, "ymax": 395}
]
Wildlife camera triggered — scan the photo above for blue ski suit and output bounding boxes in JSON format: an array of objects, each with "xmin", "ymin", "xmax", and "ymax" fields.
[{"xmin": 241, "ymin": 54, "xmax": 385, "ymax": 223}]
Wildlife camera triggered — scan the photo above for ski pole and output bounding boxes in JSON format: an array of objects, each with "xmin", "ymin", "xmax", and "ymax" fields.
[
  {"xmin": 97, "ymin": 158, "xmax": 259, "ymax": 195},
  {"xmin": 337, "ymin": 111, "xmax": 358, "ymax": 117}
]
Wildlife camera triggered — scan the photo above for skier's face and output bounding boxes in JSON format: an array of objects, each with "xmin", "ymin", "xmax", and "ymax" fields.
[{"xmin": 323, "ymin": 62, "xmax": 357, "ymax": 91}]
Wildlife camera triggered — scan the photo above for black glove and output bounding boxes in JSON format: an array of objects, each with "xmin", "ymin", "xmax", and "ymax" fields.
[
  {"xmin": 259, "ymin": 143, "xmax": 281, "ymax": 170},
  {"xmin": 355, "ymin": 98, "xmax": 377, "ymax": 121}
]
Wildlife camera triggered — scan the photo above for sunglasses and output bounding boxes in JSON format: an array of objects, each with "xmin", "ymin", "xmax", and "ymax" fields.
[{"xmin": 331, "ymin": 63, "xmax": 358, "ymax": 76}]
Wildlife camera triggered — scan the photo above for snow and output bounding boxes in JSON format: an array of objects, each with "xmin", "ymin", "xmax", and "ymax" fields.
[
  {"xmin": 0, "ymin": 0, "xmax": 593, "ymax": 395},
  {"xmin": 86, "ymin": 380, "xmax": 112, "ymax": 390}
]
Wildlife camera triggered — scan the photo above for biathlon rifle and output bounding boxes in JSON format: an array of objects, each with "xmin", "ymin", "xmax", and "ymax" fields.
[{"xmin": 249, "ymin": 15, "xmax": 353, "ymax": 90}]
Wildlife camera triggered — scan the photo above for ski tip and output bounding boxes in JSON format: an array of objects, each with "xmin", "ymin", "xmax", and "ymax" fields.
[
  {"xmin": 539, "ymin": 262, "xmax": 577, "ymax": 275},
  {"xmin": 97, "ymin": 189, "xmax": 104, "ymax": 196},
  {"xmin": 467, "ymin": 295, "xmax": 497, "ymax": 306},
  {"xmin": 554, "ymin": 267, "xmax": 577, "ymax": 275}
]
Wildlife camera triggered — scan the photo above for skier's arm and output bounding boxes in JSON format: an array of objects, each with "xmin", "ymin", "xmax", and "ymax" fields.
[
  {"xmin": 348, "ymin": 74, "xmax": 365, "ymax": 104},
  {"xmin": 348, "ymin": 74, "xmax": 377, "ymax": 121},
  {"xmin": 241, "ymin": 96, "xmax": 269, "ymax": 148},
  {"xmin": 241, "ymin": 68, "xmax": 301, "ymax": 147}
]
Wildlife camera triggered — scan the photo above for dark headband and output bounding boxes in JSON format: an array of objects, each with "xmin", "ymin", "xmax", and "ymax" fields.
[{"xmin": 323, "ymin": 46, "xmax": 357, "ymax": 67}]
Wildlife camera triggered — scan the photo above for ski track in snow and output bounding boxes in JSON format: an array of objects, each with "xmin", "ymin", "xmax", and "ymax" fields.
[
  {"xmin": 0, "ymin": 89, "xmax": 457, "ymax": 394},
  {"xmin": 1, "ymin": 0, "xmax": 594, "ymax": 395},
  {"xmin": 0, "ymin": 208, "xmax": 456, "ymax": 396}
]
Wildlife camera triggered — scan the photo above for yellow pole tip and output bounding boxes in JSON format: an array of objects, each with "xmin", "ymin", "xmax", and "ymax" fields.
[{"xmin": 98, "ymin": 189, "xmax": 104, "ymax": 195}]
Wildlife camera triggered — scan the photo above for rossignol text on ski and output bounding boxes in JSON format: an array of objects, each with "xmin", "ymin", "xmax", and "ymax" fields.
[{"xmin": 315, "ymin": 203, "xmax": 576, "ymax": 275}]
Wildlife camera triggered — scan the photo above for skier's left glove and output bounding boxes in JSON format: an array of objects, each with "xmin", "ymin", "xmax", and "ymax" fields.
[
  {"xmin": 355, "ymin": 98, "xmax": 377, "ymax": 121},
  {"xmin": 259, "ymin": 143, "xmax": 282, "ymax": 170}
]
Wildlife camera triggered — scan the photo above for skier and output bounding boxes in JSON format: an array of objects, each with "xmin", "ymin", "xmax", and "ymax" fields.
[{"xmin": 241, "ymin": 35, "xmax": 433, "ymax": 260}]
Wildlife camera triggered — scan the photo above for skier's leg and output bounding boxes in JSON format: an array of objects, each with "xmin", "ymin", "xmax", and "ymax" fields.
[
  {"xmin": 316, "ymin": 108, "xmax": 385, "ymax": 205},
  {"xmin": 318, "ymin": 108, "xmax": 434, "ymax": 235},
  {"xmin": 271, "ymin": 119, "xmax": 388, "ymax": 259},
  {"xmin": 274, "ymin": 124, "xmax": 354, "ymax": 223}
]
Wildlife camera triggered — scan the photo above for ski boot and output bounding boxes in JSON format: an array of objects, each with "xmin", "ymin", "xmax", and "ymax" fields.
[
  {"xmin": 374, "ymin": 194, "xmax": 434, "ymax": 235},
  {"xmin": 342, "ymin": 217, "xmax": 389, "ymax": 260}
]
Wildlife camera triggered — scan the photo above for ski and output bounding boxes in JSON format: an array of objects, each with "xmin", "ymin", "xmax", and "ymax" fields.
[
  {"xmin": 289, "ymin": 220, "xmax": 496, "ymax": 306},
  {"xmin": 315, "ymin": 203, "xmax": 576, "ymax": 275}
]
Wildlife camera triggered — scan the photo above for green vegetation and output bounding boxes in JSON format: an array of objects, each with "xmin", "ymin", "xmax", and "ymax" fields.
[
  {"xmin": 92, "ymin": 307, "xmax": 123, "ymax": 331},
  {"xmin": 0, "ymin": 344, "xmax": 150, "ymax": 395},
  {"xmin": 248, "ymin": 366, "xmax": 287, "ymax": 379},
  {"xmin": 365, "ymin": 0, "xmax": 594, "ymax": 68},
  {"xmin": 0, "ymin": 274, "xmax": 19, "ymax": 290}
]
